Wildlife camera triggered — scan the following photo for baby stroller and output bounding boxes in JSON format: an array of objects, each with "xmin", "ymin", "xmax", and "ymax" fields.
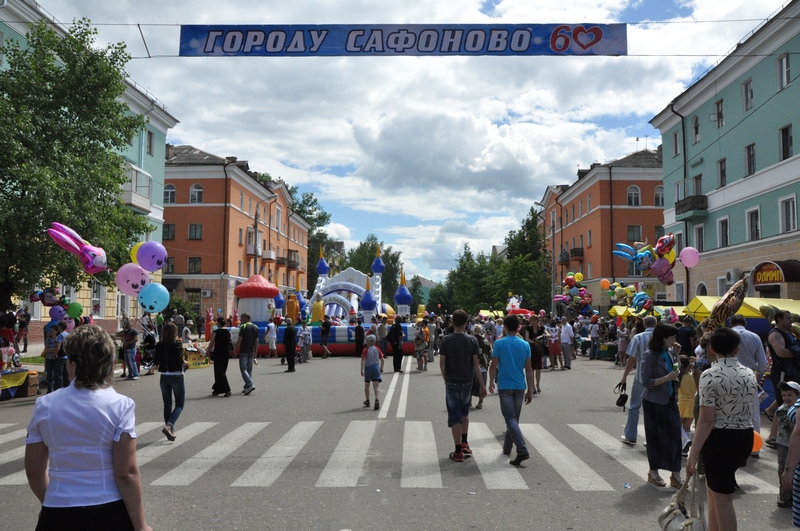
[{"xmin": 280, "ymin": 346, "xmax": 302, "ymax": 365}]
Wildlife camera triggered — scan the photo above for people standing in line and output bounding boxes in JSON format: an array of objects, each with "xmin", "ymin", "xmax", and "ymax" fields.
[
  {"xmin": 488, "ymin": 314, "xmax": 534, "ymax": 466},
  {"xmin": 207, "ymin": 316, "xmax": 232, "ymax": 397},
  {"xmin": 235, "ymin": 312, "xmax": 259, "ymax": 395},
  {"xmin": 545, "ymin": 318, "xmax": 560, "ymax": 370},
  {"xmin": 688, "ymin": 327, "xmax": 757, "ymax": 531},
  {"xmin": 559, "ymin": 316, "xmax": 573, "ymax": 370},
  {"xmin": 15, "ymin": 305, "xmax": 30, "ymax": 353},
  {"xmin": 298, "ymin": 321, "xmax": 312, "ymax": 363},
  {"xmin": 265, "ymin": 317, "xmax": 278, "ymax": 358},
  {"xmin": 354, "ymin": 319, "xmax": 365, "ymax": 358},
  {"xmin": 43, "ymin": 325, "xmax": 59, "ymax": 393},
  {"xmin": 282, "ymin": 317, "xmax": 297, "ymax": 373},
  {"xmin": 619, "ymin": 315, "xmax": 657, "ymax": 445},
  {"xmin": 121, "ymin": 320, "xmax": 139, "ymax": 380},
  {"xmin": 523, "ymin": 315, "xmax": 544, "ymax": 394},
  {"xmin": 640, "ymin": 323, "xmax": 682, "ymax": 488},
  {"xmin": 440, "ymin": 310, "xmax": 485, "ymax": 463},
  {"xmin": 320, "ymin": 315, "xmax": 332, "ymax": 359},
  {"xmin": 25, "ymin": 324, "xmax": 152, "ymax": 531},
  {"xmin": 774, "ymin": 381, "xmax": 800, "ymax": 508},
  {"xmin": 388, "ymin": 317, "xmax": 405, "ymax": 373},
  {"xmin": 153, "ymin": 322, "xmax": 188, "ymax": 442},
  {"xmin": 728, "ymin": 313, "xmax": 768, "ymax": 457},
  {"xmin": 588, "ymin": 315, "xmax": 601, "ymax": 360},
  {"xmin": 361, "ymin": 335, "xmax": 384, "ymax": 411}
]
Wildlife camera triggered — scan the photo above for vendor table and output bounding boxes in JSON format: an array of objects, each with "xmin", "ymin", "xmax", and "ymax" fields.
[
  {"xmin": 1, "ymin": 368, "xmax": 29, "ymax": 399},
  {"xmin": 599, "ymin": 343, "xmax": 617, "ymax": 361}
]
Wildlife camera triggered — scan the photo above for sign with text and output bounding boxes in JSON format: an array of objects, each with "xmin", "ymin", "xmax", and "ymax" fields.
[
  {"xmin": 754, "ymin": 262, "xmax": 784, "ymax": 285},
  {"xmin": 179, "ymin": 24, "xmax": 627, "ymax": 57}
]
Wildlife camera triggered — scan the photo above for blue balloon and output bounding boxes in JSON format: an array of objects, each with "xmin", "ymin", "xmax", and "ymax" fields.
[{"xmin": 138, "ymin": 283, "xmax": 170, "ymax": 313}]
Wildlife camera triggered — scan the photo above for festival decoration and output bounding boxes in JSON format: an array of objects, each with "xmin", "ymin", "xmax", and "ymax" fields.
[
  {"xmin": 679, "ymin": 246, "xmax": 700, "ymax": 269},
  {"xmin": 115, "ymin": 263, "xmax": 151, "ymax": 297},
  {"xmin": 552, "ymin": 276, "xmax": 595, "ymax": 316},
  {"xmin": 66, "ymin": 302, "xmax": 83, "ymax": 319},
  {"xmin": 137, "ymin": 283, "xmax": 170, "ymax": 313},
  {"xmin": 130, "ymin": 242, "xmax": 144, "ymax": 264},
  {"xmin": 612, "ymin": 234, "xmax": 680, "ymax": 285},
  {"xmin": 708, "ymin": 275, "xmax": 748, "ymax": 330},
  {"xmin": 47, "ymin": 222, "xmax": 107, "ymax": 275},
  {"xmin": 136, "ymin": 241, "xmax": 168, "ymax": 272}
]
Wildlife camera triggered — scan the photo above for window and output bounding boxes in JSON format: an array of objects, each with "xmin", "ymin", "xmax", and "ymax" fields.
[
  {"xmin": 715, "ymin": 99, "xmax": 724, "ymax": 128},
  {"xmin": 146, "ymin": 131, "xmax": 154, "ymax": 155},
  {"xmin": 628, "ymin": 261, "xmax": 642, "ymax": 277},
  {"xmin": 675, "ymin": 283, "xmax": 685, "ymax": 305},
  {"xmin": 61, "ymin": 284, "xmax": 75, "ymax": 302},
  {"xmin": 672, "ymin": 131, "xmax": 680, "ymax": 156},
  {"xmin": 781, "ymin": 196, "xmax": 797, "ymax": 233},
  {"xmin": 276, "ymin": 207, "xmax": 282, "ymax": 234},
  {"xmin": 627, "ymin": 186, "xmax": 641, "ymax": 206},
  {"xmin": 694, "ymin": 225, "xmax": 704, "ymax": 253},
  {"xmin": 164, "ymin": 184, "xmax": 176, "ymax": 204},
  {"xmin": 247, "ymin": 230, "xmax": 253, "ymax": 246},
  {"xmin": 579, "ymin": 234, "xmax": 583, "ymax": 248},
  {"xmin": 654, "ymin": 186, "xmax": 664, "ymax": 207},
  {"xmin": 691, "ymin": 116, "xmax": 700, "ymax": 144},
  {"xmin": 745, "ymin": 144, "xmax": 756, "ymax": 176},
  {"xmin": 587, "ymin": 194, "xmax": 591, "ymax": 211},
  {"xmin": 747, "ymin": 209, "xmax": 760, "ymax": 241},
  {"xmin": 190, "ymin": 184, "xmax": 204, "ymax": 204},
  {"xmin": 587, "ymin": 263, "xmax": 592, "ymax": 278},
  {"xmin": 165, "ymin": 257, "xmax": 175, "ymax": 274},
  {"xmin": 587, "ymin": 230, "xmax": 592, "ymax": 247},
  {"xmin": 188, "ymin": 224, "xmax": 202, "ymax": 240},
  {"xmin": 692, "ymin": 175, "xmax": 702, "ymax": 196},
  {"xmin": 188, "ymin": 257, "xmax": 202, "ymax": 274},
  {"xmin": 779, "ymin": 54, "xmax": 791, "ymax": 89},
  {"xmin": 718, "ymin": 278, "xmax": 728, "ymax": 296},
  {"xmin": 247, "ymin": 263, "xmax": 251, "ymax": 277},
  {"xmin": 163, "ymin": 224, "xmax": 175, "ymax": 240},
  {"xmin": 743, "ymin": 79, "xmax": 753, "ymax": 111},
  {"xmin": 718, "ymin": 218, "xmax": 729, "ymax": 248},
  {"xmin": 627, "ymin": 225, "xmax": 642, "ymax": 242},
  {"xmin": 238, "ymin": 228, "xmax": 243, "ymax": 245},
  {"xmin": 781, "ymin": 125, "xmax": 793, "ymax": 161},
  {"xmin": 674, "ymin": 182, "xmax": 683, "ymax": 202},
  {"xmin": 675, "ymin": 232, "xmax": 685, "ymax": 252},
  {"xmin": 717, "ymin": 158, "xmax": 727, "ymax": 188},
  {"xmin": 696, "ymin": 283, "xmax": 708, "ymax": 296},
  {"xmin": 91, "ymin": 279, "xmax": 104, "ymax": 318},
  {"xmin": 239, "ymin": 191, "xmax": 244, "ymax": 210},
  {"xmin": 571, "ymin": 204, "xmax": 575, "ymax": 222},
  {"xmin": 248, "ymin": 197, "xmax": 252, "ymax": 215},
  {"xmin": 238, "ymin": 261, "xmax": 242, "ymax": 277},
  {"xmin": 655, "ymin": 226, "xmax": 665, "ymax": 239},
  {"xmin": 579, "ymin": 200, "xmax": 583, "ymax": 216}
]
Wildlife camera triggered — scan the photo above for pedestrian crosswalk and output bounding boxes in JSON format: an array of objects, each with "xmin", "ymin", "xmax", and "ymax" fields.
[{"xmin": 0, "ymin": 420, "xmax": 780, "ymax": 493}]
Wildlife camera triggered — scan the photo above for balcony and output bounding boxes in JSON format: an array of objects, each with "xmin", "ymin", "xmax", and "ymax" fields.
[
  {"xmin": 675, "ymin": 195, "xmax": 708, "ymax": 221},
  {"xmin": 260, "ymin": 250, "xmax": 276, "ymax": 262},
  {"xmin": 246, "ymin": 244, "xmax": 262, "ymax": 257},
  {"xmin": 557, "ymin": 251, "xmax": 570, "ymax": 265},
  {"xmin": 570, "ymin": 247, "xmax": 584, "ymax": 261},
  {"xmin": 276, "ymin": 256, "xmax": 287, "ymax": 266},
  {"xmin": 122, "ymin": 165, "xmax": 152, "ymax": 214},
  {"xmin": 287, "ymin": 251, "xmax": 300, "ymax": 269}
]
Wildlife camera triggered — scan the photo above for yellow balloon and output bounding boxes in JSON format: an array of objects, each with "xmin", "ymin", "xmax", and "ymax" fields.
[
  {"xmin": 665, "ymin": 249, "xmax": 676, "ymax": 264},
  {"xmin": 130, "ymin": 242, "xmax": 143, "ymax": 264},
  {"xmin": 574, "ymin": 273, "xmax": 584, "ymax": 283}
]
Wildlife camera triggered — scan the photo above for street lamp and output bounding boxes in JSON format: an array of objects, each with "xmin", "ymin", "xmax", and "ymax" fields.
[{"xmin": 534, "ymin": 201, "xmax": 557, "ymax": 316}]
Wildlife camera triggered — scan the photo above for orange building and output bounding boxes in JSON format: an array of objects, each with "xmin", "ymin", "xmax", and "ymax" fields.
[
  {"xmin": 538, "ymin": 149, "xmax": 665, "ymax": 314},
  {"xmin": 163, "ymin": 145, "xmax": 310, "ymax": 318}
]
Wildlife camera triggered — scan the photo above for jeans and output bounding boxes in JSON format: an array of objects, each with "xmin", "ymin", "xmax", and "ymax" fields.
[
  {"xmin": 499, "ymin": 389, "xmax": 528, "ymax": 456},
  {"xmin": 589, "ymin": 337, "xmax": 600, "ymax": 359},
  {"xmin": 52, "ymin": 357, "xmax": 67, "ymax": 391},
  {"xmin": 623, "ymin": 379, "xmax": 644, "ymax": 442},
  {"xmin": 239, "ymin": 350, "xmax": 255, "ymax": 389},
  {"xmin": 159, "ymin": 374, "xmax": 185, "ymax": 428},
  {"xmin": 125, "ymin": 348, "xmax": 139, "ymax": 378},
  {"xmin": 44, "ymin": 358, "xmax": 55, "ymax": 393}
]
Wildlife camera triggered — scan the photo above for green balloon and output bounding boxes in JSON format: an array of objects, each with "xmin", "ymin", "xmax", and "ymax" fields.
[{"xmin": 67, "ymin": 302, "xmax": 83, "ymax": 319}]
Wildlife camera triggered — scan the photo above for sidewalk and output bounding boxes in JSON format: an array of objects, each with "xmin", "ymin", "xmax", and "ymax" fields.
[{"xmin": 19, "ymin": 342, "xmax": 125, "ymax": 381}]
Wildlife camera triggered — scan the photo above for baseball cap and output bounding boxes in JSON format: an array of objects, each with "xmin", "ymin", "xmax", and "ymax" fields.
[{"xmin": 778, "ymin": 381, "xmax": 800, "ymax": 394}]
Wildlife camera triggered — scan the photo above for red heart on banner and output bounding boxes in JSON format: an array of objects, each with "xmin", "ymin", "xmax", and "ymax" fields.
[{"xmin": 572, "ymin": 26, "xmax": 603, "ymax": 51}]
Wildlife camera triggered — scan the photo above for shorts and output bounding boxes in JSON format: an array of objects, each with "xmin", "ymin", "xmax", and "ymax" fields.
[
  {"xmin": 701, "ymin": 428, "xmax": 753, "ymax": 494},
  {"xmin": 320, "ymin": 336, "xmax": 329, "ymax": 347},
  {"xmin": 267, "ymin": 338, "xmax": 277, "ymax": 350},
  {"xmin": 415, "ymin": 350, "xmax": 425, "ymax": 359},
  {"xmin": 364, "ymin": 365, "xmax": 382, "ymax": 382},
  {"xmin": 445, "ymin": 382, "xmax": 472, "ymax": 427}
]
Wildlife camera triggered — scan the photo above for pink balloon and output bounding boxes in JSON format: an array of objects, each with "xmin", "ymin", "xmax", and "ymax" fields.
[
  {"xmin": 62, "ymin": 318, "xmax": 76, "ymax": 332},
  {"xmin": 679, "ymin": 247, "xmax": 700, "ymax": 268},
  {"xmin": 650, "ymin": 257, "xmax": 670, "ymax": 277},
  {"xmin": 115, "ymin": 263, "xmax": 151, "ymax": 296}
]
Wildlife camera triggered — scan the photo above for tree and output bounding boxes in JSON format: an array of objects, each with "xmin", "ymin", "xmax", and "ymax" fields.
[
  {"xmin": 0, "ymin": 19, "xmax": 151, "ymax": 311},
  {"xmin": 343, "ymin": 234, "xmax": 402, "ymax": 305},
  {"xmin": 408, "ymin": 275, "xmax": 424, "ymax": 311},
  {"xmin": 426, "ymin": 282, "xmax": 452, "ymax": 315}
]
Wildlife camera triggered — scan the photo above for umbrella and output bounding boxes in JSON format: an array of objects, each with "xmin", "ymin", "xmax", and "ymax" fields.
[{"xmin": 708, "ymin": 276, "xmax": 749, "ymax": 330}]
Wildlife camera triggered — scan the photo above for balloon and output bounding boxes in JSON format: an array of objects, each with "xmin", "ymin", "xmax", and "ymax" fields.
[
  {"xmin": 130, "ymin": 242, "xmax": 144, "ymax": 264},
  {"xmin": 438, "ymin": 304, "xmax": 441, "ymax": 308},
  {"xmin": 47, "ymin": 222, "xmax": 107, "ymax": 275},
  {"xmin": 30, "ymin": 291, "xmax": 42, "ymax": 302},
  {"xmin": 680, "ymin": 247, "xmax": 700, "ymax": 268},
  {"xmin": 136, "ymin": 241, "xmax": 168, "ymax": 272},
  {"xmin": 49, "ymin": 306, "xmax": 66, "ymax": 321},
  {"xmin": 665, "ymin": 248, "xmax": 676, "ymax": 264},
  {"xmin": 752, "ymin": 430, "xmax": 763, "ymax": 453},
  {"xmin": 63, "ymin": 318, "xmax": 76, "ymax": 332},
  {"xmin": 564, "ymin": 275, "xmax": 575, "ymax": 287},
  {"xmin": 600, "ymin": 279, "xmax": 611, "ymax": 290},
  {"xmin": 116, "ymin": 263, "xmax": 151, "ymax": 296},
  {"xmin": 650, "ymin": 257, "xmax": 670, "ymax": 277},
  {"xmin": 138, "ymin": 283, "xmax": 170, "ymax": 313},
  {"xmin": 66, "ymin": 302, "xmax": 83, "ymax": 318},
  {"xmin": 574, "ymin": 272, "xmax": 584, "ymax": 283}
]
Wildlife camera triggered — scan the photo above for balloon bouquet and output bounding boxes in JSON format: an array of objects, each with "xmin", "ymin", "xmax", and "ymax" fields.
[
  {"xmin": 116, "ymin": 241, "xmax": 171, "ymax": 314},
  {"xmin": 552, "ymin": 273, "xmax": 596, "ymax": 317}
]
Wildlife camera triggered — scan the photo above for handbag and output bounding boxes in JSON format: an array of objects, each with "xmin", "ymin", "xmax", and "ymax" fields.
[
  {"xmin": 657, "ymin": 475, "xmax": 707, "ymax": 531},
  {"xmin": 614, "ymin": 382, "xmax": 628, "ymax": 411}
]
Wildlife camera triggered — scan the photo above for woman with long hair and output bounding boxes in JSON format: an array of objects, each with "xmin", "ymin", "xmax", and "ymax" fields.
[
  {"xmin": 206, "ymin": 316, "xmax": 232, "ymax": 397},
  {"xmin": 524, "ymin": 316, "xmax": 544, "ymax": 393},
  {"xmin": 154, "ymin": 322, "xmax": 188, "ymax": 441}
]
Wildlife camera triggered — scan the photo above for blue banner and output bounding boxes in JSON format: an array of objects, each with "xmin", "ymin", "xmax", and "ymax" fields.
[{"xmin": 179, "ymin": 24, "xmax": 627, "ymax": 57}]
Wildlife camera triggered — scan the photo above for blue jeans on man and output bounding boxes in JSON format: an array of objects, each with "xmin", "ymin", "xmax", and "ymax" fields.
[
  {"xmin": 499, "ymin": 389, "xmax": 528, "ymax": 456},
  {"xmin": 589, "ymin": 337, "xmax": 600, "ymax": 359},
  {"xmin": 623, "ymin": 379, "xmax": 644, "ymax": 443},
  {"xmin": 125, "ymin": 348, "xmax": 139, "ymax": 379},
  {"xmin": 160, "ymin": 374, "xmax": 185, "ymax": 428},
  {"xmin": 239, "ymin": 350, "xmax": 255, "ymax": 390}
]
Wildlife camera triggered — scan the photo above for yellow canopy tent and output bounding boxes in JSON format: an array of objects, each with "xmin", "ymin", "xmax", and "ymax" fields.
[
  {"xmin": 743, "ymin": 298, "xmax": 800, "ymax": 318},
  {"xmin": 478, "ymin": 310, "xmax": 504, "ymax": 318},
  {"xmin": 683, "ymin": 296, "xmax": 762, "ymax": 320},
  {"xmin": 608, "ymin": 306, "xmax": 632, "ymax": 317}
]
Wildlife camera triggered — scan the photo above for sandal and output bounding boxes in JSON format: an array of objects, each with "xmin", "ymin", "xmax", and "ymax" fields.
[
  {"xmin": 765, "ymin": 438, "xmax": 777, "ymax": 449},
  {"xmin": 765, "ymin": 410, "xmax": 775, "ymax": 422},
  {"xmin": 646, "ymin": 473, "xmax": 666, "ymax": 487}
]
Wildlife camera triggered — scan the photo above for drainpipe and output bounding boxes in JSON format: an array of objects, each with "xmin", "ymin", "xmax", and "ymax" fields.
[
  {"xmin": 554, "ymin": 193, "xmax": 564, "ymax": 317},
  {"xmin": 0, "ymin": 1, "xmax": 7, "ymax": 8},
  {"xmin": 222, "ymin": 162, "xmax": 231, "ymax": 283},
  {"xmin": 609, "ymin": 165, "xmax": 614, "ymax": 284},
  {"xmin": 669, "ymin": 102, "xmax": 690, "ymax": 302}
]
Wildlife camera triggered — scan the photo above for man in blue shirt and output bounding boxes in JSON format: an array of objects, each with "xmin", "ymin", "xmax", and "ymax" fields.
[{"xmin": 488, "ymin": 314, "xmax": 534, "ymax": 466}]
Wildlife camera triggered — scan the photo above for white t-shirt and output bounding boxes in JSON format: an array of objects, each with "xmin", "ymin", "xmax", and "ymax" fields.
[
  {"xmin": 560, "ymin": 324, "xmax": 575, "ymax": 343},
  {"xmin": 589, "ymin": 323, "xmax": 600, "ymax": 338},
  {"xmin": 265, "ymin": 322, "xmax": 277, "ymax": 340},
  {"xmin": 26, "ymin": 385, "xmax": 136, "ymax": 507}
]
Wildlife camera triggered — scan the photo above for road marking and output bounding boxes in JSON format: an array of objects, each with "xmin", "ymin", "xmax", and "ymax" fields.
[
  {"xmin": 151, "ymin": 422, "xmax": 268, "ymax": 486},
  {"xmin": 316, "ymin": 420, "xmax": 376, "ymax": 487},
  {"xmin": 396, "ymin": 357, "xmax": 413, "ymax": 418},
  {"xmin": 135, "ymin": 422, "xmax": 167, "ymax": 438},
  {"xmin": 0, "ymin": 424, "xmax": 17, "ymax": 430},
  {"xmin": 521, "ymin": 424, "xmax": 614, "ymax": 491},
  {"xmin": 468, "ymin": 422, "xmax": 528, "ymax": 490},
  {"xmin": 137, "ymin": 422, "xmax": 217, "ymax": 467},
  {"xmin": 0, "ymin": 447, "xmax": 24, "ymax": 468},
  {"xmin": 233, "ymin": 421, "xmax": 322, "ymax": 487},
  {"xmin": 378, "ymin": 370, "xmax": 401, "ymax": 419},
  {"xmin": 571, "ymin": 424, "xmax": 650, "ymax": 479},
  {"xmin": 0, "ymin": 429, "xmax": 27, "ymax": 446},
  {"xmin": 401, "ymin": 421, "xmax": 442, "ymax": 488}
]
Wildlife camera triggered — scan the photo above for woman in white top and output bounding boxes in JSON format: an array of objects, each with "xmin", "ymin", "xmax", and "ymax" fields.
[
  {"xmin": 25, "ymin": 324, "xmax": 151, "ymax": 531},
  {"xmin": 181, "ymin": 319, "xmax": 193, "ymax": 344}
]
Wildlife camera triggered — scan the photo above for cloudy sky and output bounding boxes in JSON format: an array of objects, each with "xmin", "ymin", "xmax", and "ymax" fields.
[{"xmin": 33, "ymin": 0, "xmax": 786, "ymax": 281}]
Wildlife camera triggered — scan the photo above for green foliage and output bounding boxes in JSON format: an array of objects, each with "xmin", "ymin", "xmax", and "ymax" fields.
[
  {"xmin": 343, "ymin": 234, "xmax": 402, "ymax": 305},
  {"xmin": 164, "ymin": 296, "xmax": 198, "ymax": 332},
  {"xmin": 0, "ymin": 19, "xmax": 151, "ymax": 311},
  {"xmin": 408, "ymin": 275, "xmax": 424, "ymax": 310},
  {"xmin": 426, "ymin": 282, "xmax": 453, "ymax": 314}
]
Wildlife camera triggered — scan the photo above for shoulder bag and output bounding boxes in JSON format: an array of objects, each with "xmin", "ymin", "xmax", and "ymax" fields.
[{"xmin": 657, "ymin": 474, "xmax": 707, "ymax": 531}]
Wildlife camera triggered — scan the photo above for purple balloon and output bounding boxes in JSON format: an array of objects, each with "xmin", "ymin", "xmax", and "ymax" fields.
[
  {"xmin": 116, "ymin": 263, "xmax": 151, "ymax": 296},
  {"xmin": 49, "ymin": 305, "xmax": 66, "ymax": 321},
  {"xmin": 136, "ymin": 241, "xmax": 168, "ymax": 272}
]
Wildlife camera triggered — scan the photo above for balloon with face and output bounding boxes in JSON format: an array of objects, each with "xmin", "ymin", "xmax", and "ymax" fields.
[
  {"xmin": 136, "ymin": 241, "xmax": 168, "ymax": 273},
  {"xmin": 116, "ymin": 263, "xmax": 150, "ymax": 297},
  {"xmin": 137, "ymin": 283, "xmax": 170, "ymax": 314},
  {"xmin": 49, "ymin": 305, "xmax": 66, "ymax": 321}
]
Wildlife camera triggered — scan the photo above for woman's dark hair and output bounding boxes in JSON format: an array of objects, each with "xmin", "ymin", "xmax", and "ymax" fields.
[
  {"xmin": 649, "ymin": 323, "xmax": 678, "ymax": 353},
  {"xmin": 679, "ymin": 354, "xmax": 691, "ymax": 372},
  {"xmin": 216, "ymin": 317, "xmax": 226, "ymax": 327},
  {"xmin": 162, "ymin": 322, "xmax": 179, "ymax": 344},
  {"xmin": 63, "ymin": 324, "xmax": 115, "ymax": 390},
  {"xmin": 710, "ymin": 327, "xmax": 741, "ymax": 357}
]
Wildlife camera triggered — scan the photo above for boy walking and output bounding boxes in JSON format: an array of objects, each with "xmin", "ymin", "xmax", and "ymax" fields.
[{"xmin": 361, "ymin": 335, "xmax": 384, "ymax": 410}]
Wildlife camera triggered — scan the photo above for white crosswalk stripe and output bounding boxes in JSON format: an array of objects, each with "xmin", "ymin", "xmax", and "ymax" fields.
[
  {"xmin": 377, "ymin": 370, "xmax": 401, "ymax": 419},
  {"xmin": 316, "ymin": 420, "xmax": 377, "ymax": 487},
  {"xmin": 0, "ymin": 429, "xmax": 27, "ymax": 446},
  {"xmin": 522, "ymin": 424, "xmax": 614, "ymax": 491},
  {"xmin": 0, "ymin": 424, "xmax": 18, "ymax": 430},
  {"xmin": 468, "ymin": 422, "xmax": 527, "ymax": 490},
  {"xmin": 137, "ymin": 422, "xmax": 217, "ymax": 467},
  {"xmin": 395, "ymin": 357, "xmax": 414, "ymax": 418},
  {"xmin": 232, "ymin": 421, "xmax": 322, "ymax": 487},
  {"xmin": 152, "ymin": 422, "xmax": 269, "ymax": 486},
  {"xmin": 401, "ymin": 421, "xmax": 441, "ymax": 488}
]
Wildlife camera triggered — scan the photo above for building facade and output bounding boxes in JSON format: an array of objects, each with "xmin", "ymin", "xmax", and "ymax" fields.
[
  {"xmin": 163, "ymin": 145, "xmax": 310, "ymax": 319},
  {"xmin": 651, "ymin": 1, "xmax": 800, "ymax": 303},
  {"xmin": 539, "ymin": 149, "xmax": 665, "ymax": 314}
]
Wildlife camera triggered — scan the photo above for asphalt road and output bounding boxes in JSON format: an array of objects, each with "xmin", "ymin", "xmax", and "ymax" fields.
[{"xmin": 0, "ymin": 352, "xmax": 791, "ymax": 530}]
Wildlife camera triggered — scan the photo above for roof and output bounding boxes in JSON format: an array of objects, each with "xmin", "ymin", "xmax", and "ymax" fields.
[
  {"xmin": 166, "ymin": 145, "xmax": 251, "ymax": 172},
  {"xmin": 578, "ymin": 149, "xmax": 662, "ymax": 175}
]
